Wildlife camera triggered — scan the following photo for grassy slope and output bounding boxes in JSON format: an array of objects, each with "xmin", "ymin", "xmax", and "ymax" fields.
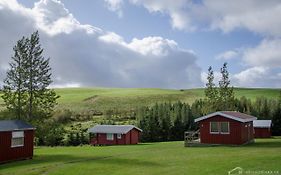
[
  {"xmin": 0, "ymin": 87, "xmax": 280, "ymax": 112},
  {"xmin": 55, "ymin": 87, "xmax": 281, "ymax": 113},
  {"xmin": 0, "ymin": 138, "xmax": 280, "ymax": 175}
]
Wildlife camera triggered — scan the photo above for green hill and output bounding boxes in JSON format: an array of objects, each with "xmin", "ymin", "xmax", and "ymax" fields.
[{"xmin": 1, "ymin": 87, "xmax": 280, "ymax": 113}]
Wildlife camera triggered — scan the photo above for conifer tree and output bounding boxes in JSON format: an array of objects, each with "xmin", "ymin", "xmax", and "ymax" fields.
[
  {"xmin": 2, "ymin": 36, "xmax": 29, "ymax": 119},
  {"xmin": 2, "ymin": 31, "xmax": 59, "ymax": 121},
  {"xmin": 218, "ymin": 62, "xmax": 235, "ymax": 111},
  {"xmin": 205, "ymin": 66, "xmax": 218, "ymax": 112}
]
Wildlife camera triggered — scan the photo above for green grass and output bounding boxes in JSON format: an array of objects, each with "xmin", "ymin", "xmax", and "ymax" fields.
[
  {"xmin": 54, "ymin": 87, "xmax": 281, "ymax": 113},
  {"xmin": 0, "ymin": 138, "xmax": 280, "ymax": 175},
  {"xmin": 0, "ymin": 87, "xmax": 280, "ymax": 113}
]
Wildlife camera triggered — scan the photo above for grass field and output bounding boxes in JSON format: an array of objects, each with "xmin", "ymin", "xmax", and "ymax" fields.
[
  {"xmin": 0, "ymin": 138, "xmax": 280, "ymax": 175},
  {"xmin": 30, "ymin": 87, "xmax": 281, "ymax": 112},
  {"xmin": 1, "ymin": 87, "xmax": 280, "ymax": 113}
]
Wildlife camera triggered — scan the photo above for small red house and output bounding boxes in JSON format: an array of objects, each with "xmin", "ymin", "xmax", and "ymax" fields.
[
  {"xmin": 88, "ymin": 125, "xmax": 142, "ymax": 145},
  {"xmin": 0, "ymin": 120, "xmax": 35, "ymax": 163},
  {"xmin": 195, "ymin": 111, "xmax": 257, "ymax": 145},
  {"xmin": 253, "ymin": 120, "xmax": 272, "ymax": 138}
]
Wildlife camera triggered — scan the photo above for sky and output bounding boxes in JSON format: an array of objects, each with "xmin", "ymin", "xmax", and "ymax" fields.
[{"xmin": 0, "ymin": 0, "xmax": 281, "ymax": 88}]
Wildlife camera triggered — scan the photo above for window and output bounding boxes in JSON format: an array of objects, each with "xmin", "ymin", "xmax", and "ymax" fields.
[
  {"xmin": 117, "ymin": 133, "xmax": 122, "ymax": 139},
  {"xmin": 106, "ymin": 133, "xmax": 113, "ymax": 140},
  {"xmin": 11, "ymin": 131, "xmax": 24, "ymax": 147},
  {"xmin": 220, "ymin": 122, "xmax": 229, "ymax": 134},
  {"xmin": 210, "ymin": 122, "xmax": 219, "ymax": 133}
]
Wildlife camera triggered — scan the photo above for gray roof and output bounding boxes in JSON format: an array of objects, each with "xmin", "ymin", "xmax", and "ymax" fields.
[
  {"xmin": 88, "ymin": 125, "xmax": 142, "ymax": 134},
  {"xmin": 253, "ymin": 120, "xmax": 272, "ymax": 128},
  {"xmin": 0, "ymin": 120, "xmax": 35, "ymax": 132},
  {"xmin": 195, "ymin": 111, "xmax": 257, "ymax": 123}
]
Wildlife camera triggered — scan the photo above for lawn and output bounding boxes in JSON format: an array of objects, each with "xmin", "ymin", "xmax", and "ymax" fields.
[{"xmin": 0, "ymin": 138, "xmax": 280, "ymax": 175}]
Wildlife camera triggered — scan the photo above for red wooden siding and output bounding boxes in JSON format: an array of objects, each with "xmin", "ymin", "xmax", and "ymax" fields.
[
  {"xmin": 0, "ymin": 130, "xmax": 34, "ymax": 163},
  {"xmin": 199, "ymin": 115, "xmax": 254, "ymax": 145},
  {"xmin": 90, "ymin": 128, "xmax": 141, "ymax": 145},
  {"xmin": 254, "ymin": 128, "xmax": 271, "ymax": 138}
]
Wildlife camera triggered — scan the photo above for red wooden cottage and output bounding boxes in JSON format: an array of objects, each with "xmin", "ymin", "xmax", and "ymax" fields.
[
  {"xmin": 88, "ymin": 125, "xmax": 142, "ymax": 145},
  {"xmin": 253, "ymin": 120, "xmax": 272, "ymax": 138},
  {"xmin": 0, "ymin": 120, "xmax": 35, "ymax": 163},
  {"xmin": 194, "ymin": 111, "xmax": 257, "ymax": 145}
]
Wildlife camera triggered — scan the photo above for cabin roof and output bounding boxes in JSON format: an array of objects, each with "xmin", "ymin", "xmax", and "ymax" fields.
[
  {"xmin": 253, "ymin": 120, "xmax": 272, "ymax": 128},
  {"xmin": 0, "ymin": 120, "xmax": 35, "ymax": 132},
  {"xmin": 194, "ymin": 111, "xmax": 257, "ymax": 123},
  {"xmin": 88, "ymin": 125, "xmax": 142, "ymax": 134}
]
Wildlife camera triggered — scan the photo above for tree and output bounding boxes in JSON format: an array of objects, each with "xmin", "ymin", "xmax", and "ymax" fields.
[
  {"xmin": 2, "ymin": 36, "xmax": 29, "ymax": 119},
  {"xmin": 218, "ymin": 62, "xmax": 235, "ymax": 111},
  {"xmin": 204, "ymin": 66, "xmax": 218, "ymax": 112},
  {"xmin": 2, "ymin": 31, "xmax": 59, "ymax": 122},
  {"xmin": 272, "ymin": 92, "xmax": 281, "ymax": 135}
]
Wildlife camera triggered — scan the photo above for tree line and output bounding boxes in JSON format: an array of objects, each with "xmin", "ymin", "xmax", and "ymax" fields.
[{"xmin": 137, "ymin": 63, "xmax": 281, "ymax": 142}]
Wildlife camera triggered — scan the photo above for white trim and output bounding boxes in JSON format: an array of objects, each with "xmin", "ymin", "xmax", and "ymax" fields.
[
  {"xmin": 106, "ymin": 133, "xmax": 114, "ymax": 140},
  {"xmin": 11, "ymin": 131, "xmax": 24, "ymax": 148},
  {"xmin": 117, "ymin": 133, "xmax": 122, "ymax": 139},
  {"xmin": 220, "ymin": 122, "xmax": 230, "ymax": 134},
  {"xmin": 195, "ymin": 111, "xmax": 257, "ymax": 123},
  {"xmin": 210, "ymin": 122, "xmax": 220, "ymax": 134}
]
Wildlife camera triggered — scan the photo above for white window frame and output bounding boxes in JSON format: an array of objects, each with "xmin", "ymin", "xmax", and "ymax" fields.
[
  {"xmin": 210, "ymin": 122, "xmax": 219, "ymax": 134},
  {"xmin": 117, "ymin": 133, "xmax": 122, "ymax": 139},
  {"xmin": 220, "ymin": 122, "xmax": 230, "ymax": 134},
  {"xmin": 106, "ymin": 133, "xmax": 114, "ymax": 141},
  {"xmin": 11, "ymin": 131, "xmax": 24, "ymax": 148}
]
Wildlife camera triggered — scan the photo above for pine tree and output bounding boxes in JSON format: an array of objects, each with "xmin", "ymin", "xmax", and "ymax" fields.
[
  {"xmin": 2, "ymin": 36, "xmax": 29, "ymax": 119},
  {"xmin": 272, "ymin": 92, "xmax": 281, "ymax": 135},
  {"xmin": 2, "ymin": 31, "xmax": 59, "ymax": 122},
  {"xmin": 218, "ymin": 62, "xmax": 235, "ymax": 111},
  {"xmin": 205, "ymin": 66, "xmax": 218, "ymax": 112}
]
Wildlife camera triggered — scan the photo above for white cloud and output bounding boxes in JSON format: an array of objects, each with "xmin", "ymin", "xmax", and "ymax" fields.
[
  {"xmin": 128, "ymin": 36, "xmax": 178, "ymax": 56},
  {"xmin": 104, "ymin": 0, "xmax": 124, "ymax": 18},
  {"xmin": 232, "ymin": 67, "xmax": 268, "ymax": 86},
  {"xmin": 232, "ymin": 66, "xmax": 281, "ymax": 88},
  {"xmin": 0, "ymin": 0, "xmax": 202, "ymax": 89},
  {"xmin": 129, "ymin": 0, "xmax": 196, "ymax": 31},
  {"xmin": 125, "ymin": 0, "xmax": 281, "ymax": 37},
  {"xmin": 215, "ymin": 50, "xmax": 239, "ymax": 60},
  {"xmin": 242, "ymin": 38, "xmax": 281, "ymax": 67}
]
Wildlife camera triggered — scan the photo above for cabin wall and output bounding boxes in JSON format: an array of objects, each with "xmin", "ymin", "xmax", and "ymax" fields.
[
  {"xmin": 199, "ymin": 115, "xmax": 253, "ymax": 145},
  {"xmin": 0, "ymin": 130, "xmax": 34, "ymax": 163},
  {"xmin": 130, "ymin": 128, "xmax": 140, "ymax": 144},
  {"xmin": 94, "ymin": 129, "xmax": 140, "ymax": 145},
  {"xmin": 254, "ymin": 128, "xmax": 271, "ymax": 138},
  {"xmin": 240, "ymin": 122, "xmax": 254, "ymax": 143},
  {"xmin": 96, "ymin": 133, "xmax": 126, "ymax": 145}
]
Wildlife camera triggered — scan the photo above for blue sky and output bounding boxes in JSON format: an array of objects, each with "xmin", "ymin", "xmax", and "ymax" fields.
[{"xmin": 1, "ymin": 0, "xmax": 281, "ymax": 88}]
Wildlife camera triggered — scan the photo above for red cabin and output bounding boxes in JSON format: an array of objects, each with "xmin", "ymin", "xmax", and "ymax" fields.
[
  {"xmin": 88, "ymin": 125, "xmax": 142, "ymax": 145},
  {"xmin": 0, "ymin": 120, "xmax": 35, "ymax": 163},
  {"xmin": 253, "ymin": 120, "xmax": 272, "ymax": 138},
  {"xmin": 195, "ymin": 111, "xmax": 257, "ymax": 145}
]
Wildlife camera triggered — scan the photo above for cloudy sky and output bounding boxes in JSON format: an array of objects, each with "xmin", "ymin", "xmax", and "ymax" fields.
[{"xmin": 0, "ymin": 0, "xmax": 281, "ymax": 88}]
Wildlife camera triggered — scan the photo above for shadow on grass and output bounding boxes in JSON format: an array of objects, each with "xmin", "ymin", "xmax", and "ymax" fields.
[{"xmin": 0, "ymin": 152, "xmax": 160, "ymax": 171}]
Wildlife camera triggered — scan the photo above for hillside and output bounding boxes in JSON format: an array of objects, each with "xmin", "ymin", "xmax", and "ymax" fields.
[{"xmin": 0, "ymin": 87, "xmax": 280, "ymax": 113}]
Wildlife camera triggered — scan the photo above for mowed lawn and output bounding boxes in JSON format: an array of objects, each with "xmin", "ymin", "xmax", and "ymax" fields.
[{"xmin": 0, "ymin": 138, "xmax": 280, "ymax": 175}]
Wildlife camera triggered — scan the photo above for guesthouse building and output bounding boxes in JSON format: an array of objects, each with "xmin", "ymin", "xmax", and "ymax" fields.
[
  {"xmin": 88, "ymin": 125, "xmax": 142, "ymax": 145},
  {"xmin": 253, "ymin": 120, "xmax": 272, "ymax": 138},
  {"xmin": 194, "ymin": 111, "xmax": 257, "ymax": 145},
  {"xmin": 0, "ymin": 120, "xmax": 35, "ymax": 163}
]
